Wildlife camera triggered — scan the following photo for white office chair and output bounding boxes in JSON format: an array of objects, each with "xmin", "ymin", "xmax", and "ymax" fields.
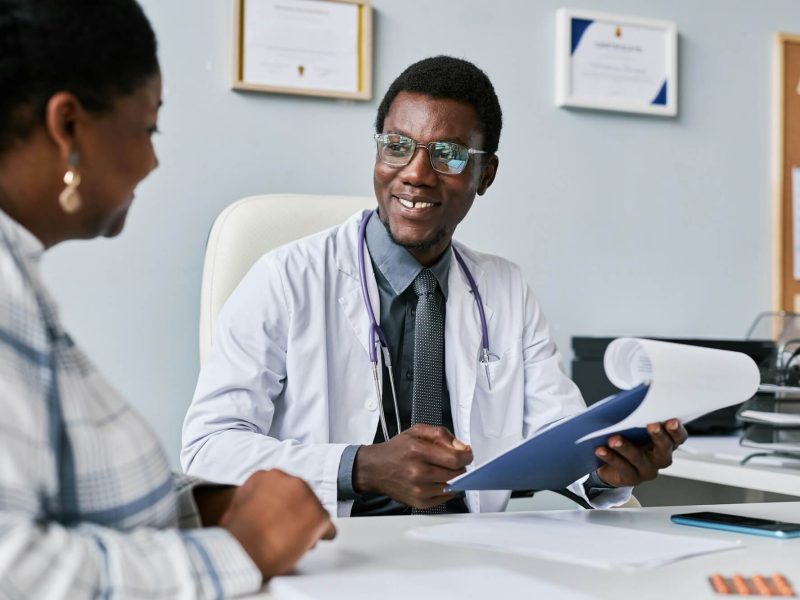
[{"xmin": 198, "ymin": 193, "xmax": 374, "ymax": 364}]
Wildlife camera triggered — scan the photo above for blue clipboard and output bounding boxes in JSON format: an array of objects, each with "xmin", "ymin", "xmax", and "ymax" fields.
[{"xmin": 446, "ymin": 383, "xmax": 651, "ymax": 492}]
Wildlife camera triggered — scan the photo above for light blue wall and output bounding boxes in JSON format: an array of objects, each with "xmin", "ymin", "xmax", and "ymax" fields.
[{"xmin": 42, "ymin": 1, "xmax": 800, "ymax": 465}]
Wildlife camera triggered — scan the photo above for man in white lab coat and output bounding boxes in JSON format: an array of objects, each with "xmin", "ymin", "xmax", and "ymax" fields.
[{"xmin": 181, "ymin": 56, "xmax": 687, "ymax": 517}]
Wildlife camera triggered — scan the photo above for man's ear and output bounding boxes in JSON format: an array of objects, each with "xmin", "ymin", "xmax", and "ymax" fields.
[
  {"xmin": 43, "ymin": 92, "xmax": 83, "ymax": 160},
  {"xmin": 477, "ymin": 154, "xmax": 499, "ymax": 196}
]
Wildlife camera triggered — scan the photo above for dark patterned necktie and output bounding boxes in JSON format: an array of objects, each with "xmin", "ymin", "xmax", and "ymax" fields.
[{"xmin": 411, "ymin": 269, "xmax": 447, "ymax": 514}]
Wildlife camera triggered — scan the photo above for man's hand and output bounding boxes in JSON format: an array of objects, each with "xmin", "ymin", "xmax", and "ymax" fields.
[
  {"xmin": 219, "ymin": 469, "xmax": 336, "ymax": 581},
  {"xmin": 594, "ymin": 419, "xmax": 688, "ymax": 487},
  {"xmin": 353, "ymin": 424, "xmax": 473, "ymax": 508}
]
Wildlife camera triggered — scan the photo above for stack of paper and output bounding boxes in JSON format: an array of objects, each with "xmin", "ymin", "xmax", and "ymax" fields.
[
  {"xmin": 739, "ymin": 398, "xmax": 800, "ymax": 426},
  {"xmin": 739, "ymin": 410, "xmax": 800, "ymax": 426},
  {"xmin": 739, "ymin": 395, "xmax": 800, "ymax": 456}
]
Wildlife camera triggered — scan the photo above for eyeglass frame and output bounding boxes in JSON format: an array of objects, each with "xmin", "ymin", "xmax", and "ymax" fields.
[{"xmin": 373, "ymin": 132, "xmax": 487, "ymax": 175}]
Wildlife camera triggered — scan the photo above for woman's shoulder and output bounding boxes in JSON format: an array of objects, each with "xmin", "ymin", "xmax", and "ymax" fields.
[{"xmin": 0, "ymin": 240, "xmax": 48, "ymax": 352}]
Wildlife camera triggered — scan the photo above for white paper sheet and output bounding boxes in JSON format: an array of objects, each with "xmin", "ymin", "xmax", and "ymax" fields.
[
  {"xmin": 407, "ymin": 514, "xmax": 742, "ymax": 571},
  {"xmin": 793, "ymin": 167, "xmax": 800, "ymax": 280},
  {"xmin": 758, "ymin": 383, "xmax": 800, "ymax": 395},
  {"xmin": 739, "ymin": 409, "xmax": 800, "ymax": 426},
  {"xmin": 571, "ymin": 20, "xmax": 668, "ymax": 104},
  {"xmin": 243, "ymin": 0, "xmax": 359, "ymax": 93},
  {"xmin": 268, "ymin": 566, "xmax": 598, "ymax": 600},
  {"xmin": 579, "ymin": 338, "xmax": 760, "ymax": 441}
]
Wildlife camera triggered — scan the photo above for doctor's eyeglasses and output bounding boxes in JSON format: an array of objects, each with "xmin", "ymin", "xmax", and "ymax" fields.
[{"xmin": 374, "ymin": 133, "xmax": 486, "ymax": 175}]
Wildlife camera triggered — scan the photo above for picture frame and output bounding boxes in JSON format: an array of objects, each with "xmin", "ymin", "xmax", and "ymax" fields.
[
  {"xmin": 232, "ymin": 0, "xmax": 372, "ymax": 101},
  {"xmin": 773, "ymin": 33, "xmax": 800, "ymax": 312},
  {"xmin": 555, "ymin": 8, "xmax": 678, "ymax": 117}
]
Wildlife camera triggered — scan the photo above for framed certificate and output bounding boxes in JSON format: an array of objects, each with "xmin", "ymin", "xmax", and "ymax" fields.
[
  {"xmin": 555, "ymin": 8, "xmax": 677, "ymax": 116},
  {"xmin": 232, "ymin": 0, "xmax": 372, "ymax": 100},
  {"xmin": 774, "ymin": 33, "xmax": 800, "ymax": 311}
]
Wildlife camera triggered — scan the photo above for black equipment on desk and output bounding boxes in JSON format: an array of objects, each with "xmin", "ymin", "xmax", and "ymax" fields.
[{"xmin": 571, "ymin": 337, "xmax": 776, "ymax": 435}]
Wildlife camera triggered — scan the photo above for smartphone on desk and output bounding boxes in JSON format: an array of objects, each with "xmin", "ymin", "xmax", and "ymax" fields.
[{"xmin": 671, "ymin": 511, "xmax": 800, "ymax": 539}]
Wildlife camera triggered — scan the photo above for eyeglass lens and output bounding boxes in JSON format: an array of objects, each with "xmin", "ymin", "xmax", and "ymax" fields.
[{"xmin": 376, "ymin": 134, "xmax": 470, "ymax": 175}]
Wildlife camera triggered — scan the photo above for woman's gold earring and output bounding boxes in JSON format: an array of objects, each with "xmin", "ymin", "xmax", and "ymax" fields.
[{"xmin": 58, "ymin": 152, "xmax": 82, "ymax": 214}]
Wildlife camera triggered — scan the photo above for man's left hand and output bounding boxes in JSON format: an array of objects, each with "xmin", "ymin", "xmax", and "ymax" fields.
[{"xmin": 594, "ymin": 419, "xmax": 688, "ymax": 487}]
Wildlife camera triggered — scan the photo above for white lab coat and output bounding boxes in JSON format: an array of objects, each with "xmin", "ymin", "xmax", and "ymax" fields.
[{"xmin": 181, "ymin": 211, "xmax": 631, "ymax": 516}]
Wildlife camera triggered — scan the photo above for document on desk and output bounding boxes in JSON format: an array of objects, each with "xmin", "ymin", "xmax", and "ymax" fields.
[
  {"xmin": 268, "ymin": 566, "xmax": 599, "ymax": 600},
  {"xmin": 447, "ymin": 338, "xmax": 760, "ymax": 492},
  {"xmin": 407, "ymin": 514, "xmax": 742, "ymax": 571}
]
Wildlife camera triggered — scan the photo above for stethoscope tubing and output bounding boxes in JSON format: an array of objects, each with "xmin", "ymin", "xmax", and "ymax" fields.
[
  {"xmin": 452, "ymin": 245, "xmax": 489, "ymax": 352},
  {"xmin": 357, "ymin": 208, "xmax": 491, "ymax": 439}
]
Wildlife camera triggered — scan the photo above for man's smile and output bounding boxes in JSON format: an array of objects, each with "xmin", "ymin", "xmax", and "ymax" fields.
[{"xmin": 393, "ymin": 193, "xmax": 440, "ymax": 211}]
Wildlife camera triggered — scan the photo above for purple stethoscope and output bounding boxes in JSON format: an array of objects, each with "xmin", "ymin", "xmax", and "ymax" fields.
[{"xmin": 357, "ymin": 209, "xmax": 492, "ymax": 441}]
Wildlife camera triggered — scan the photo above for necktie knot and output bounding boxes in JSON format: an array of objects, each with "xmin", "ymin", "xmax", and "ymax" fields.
[{"xmin": 413, "ymin": 269, "xmax": 437, "ymax": 297}]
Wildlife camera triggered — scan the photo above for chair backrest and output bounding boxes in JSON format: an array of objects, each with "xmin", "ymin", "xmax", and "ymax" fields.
[{"xmin": 199, "ymin": 193, "xmax": 374, "ymax": 364}]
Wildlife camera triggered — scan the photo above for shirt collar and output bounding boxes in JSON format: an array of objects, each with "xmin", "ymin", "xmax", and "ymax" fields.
[
  {"xmin": 0, "ymin": 207, "xmax": 45, "ymax": 264},
  {"xmin": 365, "ymin": 210, "xmax": 450, "ymax": 298}
]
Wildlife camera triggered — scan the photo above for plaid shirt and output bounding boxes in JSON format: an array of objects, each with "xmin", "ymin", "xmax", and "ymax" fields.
[{"xmin": 0, "ymin": 208, "xmax": 261, "ymax": 599}]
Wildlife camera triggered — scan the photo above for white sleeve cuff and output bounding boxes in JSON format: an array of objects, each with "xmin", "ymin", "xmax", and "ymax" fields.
[{"xmin": 567, "ymin": 474, "xmax": 633, "ymax": 509}]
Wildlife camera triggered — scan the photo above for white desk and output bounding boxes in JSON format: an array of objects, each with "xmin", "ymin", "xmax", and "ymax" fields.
[
  {"xmin": 252, "ymin": 502, "xmax": 800, "ymax": 599},
  {"xmin": 661, "ymin": 436, "xmax": 800, "ymax": 499}
]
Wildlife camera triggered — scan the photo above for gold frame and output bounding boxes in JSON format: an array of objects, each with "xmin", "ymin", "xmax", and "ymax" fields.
[{"xmin": 232, "ymin": 0, "xmax": 372, "ymax": 101}]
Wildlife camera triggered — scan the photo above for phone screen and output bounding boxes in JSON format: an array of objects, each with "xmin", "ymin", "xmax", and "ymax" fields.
[{"xmin": 671, "ymin": 511, "xmax": 800, "ymax": 536}]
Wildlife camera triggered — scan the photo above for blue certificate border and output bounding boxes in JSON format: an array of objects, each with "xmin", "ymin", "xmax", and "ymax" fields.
[{"xmin": 555, "ymin": 8, "xmax": 677, "ymax": 117}]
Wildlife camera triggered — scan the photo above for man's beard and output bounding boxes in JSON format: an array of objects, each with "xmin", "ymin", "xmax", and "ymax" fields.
[{"xmin": 380, "ymin": 215, "xmax": 447, "ymax": 252}]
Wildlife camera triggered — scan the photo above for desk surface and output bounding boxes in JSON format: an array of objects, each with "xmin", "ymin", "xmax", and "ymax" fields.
[
  {"xmin": 251, "ymin": 502, "xmax": 800, "ymax": 599},
  {"xmin": 665, "ymin": 436, "xmax": 800, "ymax": 496}
]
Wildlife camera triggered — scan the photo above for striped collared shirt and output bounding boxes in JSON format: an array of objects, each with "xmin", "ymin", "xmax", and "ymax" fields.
[{"xmin": 0, "ymin": 208, "xmax": 260, "ymax": 599}]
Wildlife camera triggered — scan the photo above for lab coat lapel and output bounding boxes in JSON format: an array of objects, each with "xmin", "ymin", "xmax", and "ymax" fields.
[
  {"xmin": 445, "ymin": 244, "xmax": 494, "ymax": 446},
  {"xmin": 337, "ymin": 214, "xmax": 380, "ymax": 358}
]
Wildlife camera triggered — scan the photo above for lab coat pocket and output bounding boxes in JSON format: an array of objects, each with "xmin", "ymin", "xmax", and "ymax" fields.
[{"xmin": 473, "ymin": 347, "xmax": 523, "ymax": 439}]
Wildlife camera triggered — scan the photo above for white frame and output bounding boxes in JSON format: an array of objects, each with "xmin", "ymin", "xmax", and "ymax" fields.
[{"xmin": 555, "ymin": 8, "xmax": 678, "ymax": 117}]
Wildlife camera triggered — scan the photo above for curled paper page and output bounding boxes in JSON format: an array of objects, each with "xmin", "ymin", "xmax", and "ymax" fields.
[{"xmin": 579, "ymin": 338, "xmax": 760, "ymax": 442}]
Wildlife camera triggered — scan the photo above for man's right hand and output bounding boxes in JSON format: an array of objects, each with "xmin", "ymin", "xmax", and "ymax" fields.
[
  {"xmin": 352, "ymin": 424, "xmax": 473, "ymax": 508},
  {"xmin": 220, "ymin": 469, "xmax": 335, "ymax": 581}
]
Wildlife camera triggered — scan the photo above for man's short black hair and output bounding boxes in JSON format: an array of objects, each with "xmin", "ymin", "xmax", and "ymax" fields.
[
  {"xmin": 0, "ymin": 0, "xmax": 159, "ymax": 153},
  {"xmin": 375, "ymin": 56, "xmax": 502, "ymax": 155}
]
